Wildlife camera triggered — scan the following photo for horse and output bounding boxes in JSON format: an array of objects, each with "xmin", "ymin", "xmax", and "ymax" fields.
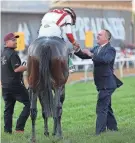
[{"xmin": 27, "ymin": 36, "xmax": 69, "ymax": 142}]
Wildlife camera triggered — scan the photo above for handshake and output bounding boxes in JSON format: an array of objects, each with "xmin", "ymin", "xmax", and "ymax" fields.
[
  {"xmin": 72, "ymin": 41, "xmax": 80, "ymax": 52},
  {"xmin": 81, "ymin": 49, "xmax": 94, "ymax": 57},
  {"xmin": 72, "ymin": 41, "xmax": 93, "ymax": 57}
]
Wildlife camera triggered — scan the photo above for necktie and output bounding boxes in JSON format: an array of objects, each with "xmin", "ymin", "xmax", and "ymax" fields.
[{"xmin": 97, "ymin": 46, "xmax": 102, "ymax": 54}]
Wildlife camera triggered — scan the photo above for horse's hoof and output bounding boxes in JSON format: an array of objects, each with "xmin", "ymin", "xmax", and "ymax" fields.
[
  {"xmin": 30, "ymin": 138, "xmax": 36, "ymax": 143},
  {"xmin": 52, "ymin": 132, "xmax": 56, "ymax": 136},
  {"xmin": 55, "ymin": 133, "xmax": 63, "ymax": 139},
  {"xmin": 44, "ymin": 132, "xmax": 49, "ymax": 137}
]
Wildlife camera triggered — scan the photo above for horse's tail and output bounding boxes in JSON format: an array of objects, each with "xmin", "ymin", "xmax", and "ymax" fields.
[{"xmin": 39, "ymin": 43, "xmax": 53, "ymax": 116}]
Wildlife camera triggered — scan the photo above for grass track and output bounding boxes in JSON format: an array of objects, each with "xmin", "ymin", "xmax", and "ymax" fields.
[{"xmin": 1, "ymin": 77, "xmax": 135, "ymax": 143}]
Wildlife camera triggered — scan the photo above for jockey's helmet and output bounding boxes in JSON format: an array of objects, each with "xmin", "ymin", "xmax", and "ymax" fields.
[{"xmin": 63, "ymin": 7, "xmax": 76, "ymax": 25}]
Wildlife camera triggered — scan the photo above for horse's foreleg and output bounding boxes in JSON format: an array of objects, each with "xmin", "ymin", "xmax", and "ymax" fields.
[
  {"xmin": 57, "ymin": 86, "xmax": 65, "ymax": 137},
  {"xmin": 44, "ymin": 117, "xmax": 49, "ymax": 136},
  {"xmin": 52, "ymin": 117, "xmax": 57, "ymax": 136},
  {"xmin": 54, "ymin": 87, "xmax": 63, "ymax": 137},
  {"xmin": 29, "ymin": 89, "xmax": 37, "ymax": 143},
  {"xmin": 42, "ymin": 114, "xmax": 49, "ymax": 136},
  {"xmin": 39, "ymin": 91, "xmax": 53, "ymax": 137}
]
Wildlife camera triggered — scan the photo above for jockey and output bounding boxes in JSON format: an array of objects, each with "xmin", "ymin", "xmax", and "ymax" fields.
[{"xmin": 38, "ymin": 7, "xmax": 80, "ymax": 51}]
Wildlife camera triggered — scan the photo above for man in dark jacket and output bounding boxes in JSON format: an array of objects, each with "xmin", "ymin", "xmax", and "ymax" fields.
[
  {"xmin": 75, "ymin": 29, "xmax": 123, "ymax": 135},
  {"xmin": 1, "ymin": 32, "xmax": 30, "ymax": 134}
]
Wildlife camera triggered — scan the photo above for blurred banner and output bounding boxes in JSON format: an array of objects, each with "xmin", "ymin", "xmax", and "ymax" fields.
[
  {"xmin": 14, "ymin": 32, "xmax": 25, "ymax": 51},
  {"xmin": 1, "ymin": 6, "xmax": 133, "ymax": 63},
  {"xmin": 85, "ymin": 31, "xmax": 94, "ymax": 48}
]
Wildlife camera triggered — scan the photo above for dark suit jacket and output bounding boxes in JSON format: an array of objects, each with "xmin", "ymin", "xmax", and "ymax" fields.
[{"xmin": 75, "ymin": 43, "xmax": 123, "ymax": 90}]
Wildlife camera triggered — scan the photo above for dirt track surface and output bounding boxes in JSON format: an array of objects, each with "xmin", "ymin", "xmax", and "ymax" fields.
[
  {"xmin": 1, "ymin": 68, "xmax": 134, "ymax": 87},
  {"xmin": 67, "ymin": 68, "xmax": 135, "ymax": 83}
]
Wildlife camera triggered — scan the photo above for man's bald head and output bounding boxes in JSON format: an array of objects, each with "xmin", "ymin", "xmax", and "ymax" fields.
[{"xmin": 97, "ymin": 29, "xmax": 112, "ymax": 46}]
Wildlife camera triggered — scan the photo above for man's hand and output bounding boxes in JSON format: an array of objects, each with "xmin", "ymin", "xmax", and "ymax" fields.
[
  {"xmin": 14, "ymin": 65, "xmax": 27, "ymax": 72},
  {"xmin": 82, "ymin": 49, "xmax": 93, "ymax": 57}
]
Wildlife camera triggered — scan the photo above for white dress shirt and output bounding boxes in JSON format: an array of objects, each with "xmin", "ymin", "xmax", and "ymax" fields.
[{"xmin": 97, "ymin": 42, "xmax": 108, "ymax": 54}]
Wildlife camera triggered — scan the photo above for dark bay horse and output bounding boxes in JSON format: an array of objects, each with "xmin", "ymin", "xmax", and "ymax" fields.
[{"xmin": 27, "ymin": 37, "xmax": 69, "ymax": 142}]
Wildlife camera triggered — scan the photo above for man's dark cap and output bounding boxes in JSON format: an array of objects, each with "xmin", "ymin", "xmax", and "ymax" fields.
[{"xmin": 4, "ymin": 32, "xmax": 19, "ymax": 42}]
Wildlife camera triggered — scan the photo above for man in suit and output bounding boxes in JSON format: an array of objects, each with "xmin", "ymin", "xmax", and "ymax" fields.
[{"xmin": 74, "ymin": 29, "xmax": 123, "ymax": 135}]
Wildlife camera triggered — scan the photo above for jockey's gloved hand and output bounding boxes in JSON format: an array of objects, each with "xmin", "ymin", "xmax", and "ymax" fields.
[{"xmin": 72, "ymin": 41, "xmax": 80, "ymax": 52}]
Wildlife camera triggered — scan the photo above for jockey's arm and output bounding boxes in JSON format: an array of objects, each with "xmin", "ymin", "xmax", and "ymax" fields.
[
  {"xmin": 65, "ymin": 15, "xmax": 80, "ymax": 50},
  {"xmin": 64, "ymin": 15, "xmax": 74, "ymax": 43},
  {"xmin": 66, "ymin": 24, "xmax": 75, "ymax": 44}
]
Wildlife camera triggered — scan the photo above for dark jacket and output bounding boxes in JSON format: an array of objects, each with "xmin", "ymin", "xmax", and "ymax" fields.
[
  {"xmin": 75, "ymin": 43, "xmax": 123, "ymax": 90},
  {"xmin": 1, "ymin": 47, "xmax": 22, "ymax": 88}
]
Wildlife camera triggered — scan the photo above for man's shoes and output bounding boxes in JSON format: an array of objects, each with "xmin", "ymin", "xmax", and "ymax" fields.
[
  {"xmin": 15, "ymin": 130, "xmax": 24, "ymax": 133},
  {"xmin": 107, "ymin": 127, "xmax": 118, "ymax": 132}
]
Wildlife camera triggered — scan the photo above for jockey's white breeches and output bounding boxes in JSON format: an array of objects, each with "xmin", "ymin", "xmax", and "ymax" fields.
[{"xmin": 38, "ymin": 23, "xmax": 62, "ymax": 38}]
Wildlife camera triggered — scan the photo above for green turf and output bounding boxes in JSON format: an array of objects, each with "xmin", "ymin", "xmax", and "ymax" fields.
[{"xmin": 1, "ymin": 77, "xmax": 135, "ymax": 143}]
